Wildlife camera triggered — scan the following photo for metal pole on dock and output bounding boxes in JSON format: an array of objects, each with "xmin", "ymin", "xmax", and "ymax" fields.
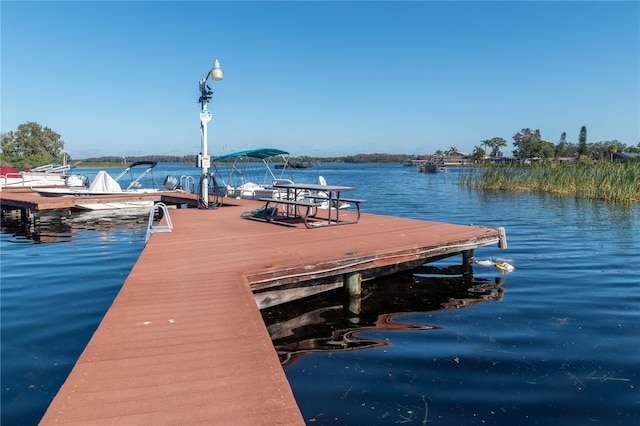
[{"xmin": 197, "ymin": 59, "xmax": 223, "ymax": 208}]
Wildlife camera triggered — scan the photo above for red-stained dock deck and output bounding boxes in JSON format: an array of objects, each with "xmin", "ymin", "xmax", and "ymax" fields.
[{"xmin": 14, "ymin": 195, "xmax": 505, "ymax": 425}]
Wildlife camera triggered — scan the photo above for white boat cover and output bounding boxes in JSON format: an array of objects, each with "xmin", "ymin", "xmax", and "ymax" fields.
[{"xmin": 88, "ymin": 171, "xmax": 122, "ymax": 193}]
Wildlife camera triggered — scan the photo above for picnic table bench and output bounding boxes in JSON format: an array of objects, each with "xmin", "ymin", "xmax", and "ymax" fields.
[
  {"xmin": 308, "ymin": 195, "xmax": 367, "ymax": 222},
  {"xmin": 255, "ymin": 197, "xmax": 321, "ymax": 226}
]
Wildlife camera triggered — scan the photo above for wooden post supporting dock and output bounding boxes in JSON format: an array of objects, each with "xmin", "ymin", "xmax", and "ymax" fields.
[
  {"xmin": 462, "ymin": 249, "xmax": 474, "ymax": 265},
  {"xmin": 345, "ymin": 271, "xmax": 362, "ymax": 296},
  {"xmin": 348, "ymin": 295, "xmax": 362, "ymax": 317},
  {"xmin": 497, "ymin": 226, "xmax": 508, "ymax": 249},
  {"xmin": 345, "ymin": 271, "xmax": 362, "ymax": 316}
]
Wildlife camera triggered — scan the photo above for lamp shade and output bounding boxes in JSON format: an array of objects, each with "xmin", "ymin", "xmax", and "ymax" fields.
[{"xmin": 210, "ymin": 59, "xmax": 224, "ymax": 81}]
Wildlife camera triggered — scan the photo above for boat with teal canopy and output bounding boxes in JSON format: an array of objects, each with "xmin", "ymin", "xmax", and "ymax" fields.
[
  {"xmin": 210, "ymin": 148, "xmax": 293, "ymax": 199},
  {"xmin": 211, "ymin": 148, "xmax": 289, "ymax": 163}
]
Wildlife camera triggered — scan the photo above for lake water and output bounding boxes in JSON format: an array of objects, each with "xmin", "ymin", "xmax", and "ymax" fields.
[{"xmin": 1, "ymin": 163, "xmax": 639, "ymax": 425}]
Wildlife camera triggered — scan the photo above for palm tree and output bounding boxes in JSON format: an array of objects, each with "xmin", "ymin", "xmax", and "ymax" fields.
[
  {"xmin": 608, "ymin": 143, "xmax": 619, "ymax": 162},
  {"xmin": 490, "ymin": 137, "xmax": 507, "ymax": 157},
  {"xmin": 480, "ymin": 139, "xmax": 491, "ymax": 157},
  {"xmin": 484, "ymin": 139, "xmax": 496, "ymax": 157},
  {"xmin": 473, "ymin": 145, "xmax": 486, "ymax": 162}
]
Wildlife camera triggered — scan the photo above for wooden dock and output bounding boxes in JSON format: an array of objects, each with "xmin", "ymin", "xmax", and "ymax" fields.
[
  {"xmin": 0, "ymin": 187, "xmax": 199, "ymax": 222},
  {"xmin": 2, "ymin": 192, "xmax": 505, "ymax": 424}
]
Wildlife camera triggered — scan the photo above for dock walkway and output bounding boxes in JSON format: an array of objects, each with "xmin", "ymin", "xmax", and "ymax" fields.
[{"xmin": 32, "ymin": 198, "xmax": 503, "ymax": 425}]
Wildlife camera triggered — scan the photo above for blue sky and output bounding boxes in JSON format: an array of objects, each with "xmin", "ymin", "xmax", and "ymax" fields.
[{"xmin": 2, "ymin": 1, "xmax": 638, "ymax": 159}]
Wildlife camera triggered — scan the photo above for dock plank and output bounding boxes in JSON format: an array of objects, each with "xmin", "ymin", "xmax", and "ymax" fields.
[{"xmin": 37, "ymin": 198, "xmax": 503, "ymax": 425}]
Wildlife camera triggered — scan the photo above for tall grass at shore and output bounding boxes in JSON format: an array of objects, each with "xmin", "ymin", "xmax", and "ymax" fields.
[{"xmin": 459, "ymin": 161, "xmax": 640, "ymax": 202}]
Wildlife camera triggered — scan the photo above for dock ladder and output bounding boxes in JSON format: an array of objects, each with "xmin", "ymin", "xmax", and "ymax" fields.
[
  {"xmin": 180, "ymin": 175, "xmax": 195, "ymax": 193},
  {"xmin": 145, "ymin": 202, "xmax": 173, "ymax": 243}
]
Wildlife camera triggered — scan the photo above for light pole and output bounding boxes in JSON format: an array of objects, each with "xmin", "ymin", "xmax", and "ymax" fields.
[{"xmin": 198, "ymin": 59, "xmax": 223, "ymax": 207}]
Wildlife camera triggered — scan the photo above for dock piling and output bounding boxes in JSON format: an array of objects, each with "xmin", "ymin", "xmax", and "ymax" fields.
[
  {"xmin": 348, "ymin": 295, "xmax": 361, "ymax": 317},
  {"xmin": 497, "ymin": 227, "xmax": 508, "ymax": 249},
  {"xmin": 462, "ymin": 249, "xmax": 474, "ymax": 265},
  {"xmin": 344, "ymin": 271, "xmax": 362, "ymax": 297}
]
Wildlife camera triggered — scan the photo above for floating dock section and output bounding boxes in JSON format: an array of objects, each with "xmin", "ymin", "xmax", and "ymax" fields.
[{"xmin": 6, "ymin": 195, "xmax": 507, "ymax": 425}]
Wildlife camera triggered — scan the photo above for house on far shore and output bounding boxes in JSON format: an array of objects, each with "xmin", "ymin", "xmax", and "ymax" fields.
[
  {"xmin": 486, "ymin": 156, "xmax": 517, "ymax": 164},
  {"xmin": 443, "ymin": 152, "xmax": 474, "ymax": 165},
  {"xmin": 612, "ymin": 152, "xmax": 640, "ymax": 162}
]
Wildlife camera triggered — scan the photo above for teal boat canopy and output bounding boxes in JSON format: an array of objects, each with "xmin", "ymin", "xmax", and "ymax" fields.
[{"xmin": 211, "ymin": 148, "xmax": 289, "ymax": 162}]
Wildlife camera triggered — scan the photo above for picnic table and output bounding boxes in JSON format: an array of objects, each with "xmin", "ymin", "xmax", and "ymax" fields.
[{"xmin": 256, "ymin": 182, "xmax": 366, "ymax": 228}]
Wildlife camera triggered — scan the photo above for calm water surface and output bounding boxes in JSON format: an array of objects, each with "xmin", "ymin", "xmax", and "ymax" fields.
[{"xmin": 1, "ymin": 163, "xmax": 639, "ymax": 425}]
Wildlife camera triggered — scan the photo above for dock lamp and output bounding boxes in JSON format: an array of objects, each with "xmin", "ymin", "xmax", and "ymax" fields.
[{"xmin": 198, "ymin": 59, "xmax": 223, "ymax": 208}]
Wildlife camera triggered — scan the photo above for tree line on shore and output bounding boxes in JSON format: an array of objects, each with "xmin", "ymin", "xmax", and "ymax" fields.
[
  {"xmin": 2, "ymin": 121, "xmax": 638, "ymax": 168},
  {"xmin": 482, "ymin": 126, "xmax": 640, "ymax": 163},
  {"xmin": 78, "ymin": 153, "xmax": 416, "ymax": 165}
]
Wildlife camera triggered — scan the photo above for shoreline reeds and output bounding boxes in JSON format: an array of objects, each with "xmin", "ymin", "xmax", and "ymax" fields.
[{"xmin": 459, "ymin": 161, "xmax": 640, "ymax": 203}]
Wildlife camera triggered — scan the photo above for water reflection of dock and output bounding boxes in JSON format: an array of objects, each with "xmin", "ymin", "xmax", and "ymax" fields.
[
  {"xmin": 1, "ymin": 208, "xmax": 150, "ymax": 243},
  {"xmin": 264, "ymin": 271, "xmax": 505, "ymax": 366}
]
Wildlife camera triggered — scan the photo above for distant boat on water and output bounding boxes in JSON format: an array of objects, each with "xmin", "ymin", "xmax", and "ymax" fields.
[
  {"xmin": 274, "ymin": 161, "xmax": 309, "ymax": 169},
  {"xmin": 417, "ymin": 155, "xmax": 447, "ymax": 173},
  {"xmin": 418, "ymin": 162, "xmax": 447, "ymax": 173}
]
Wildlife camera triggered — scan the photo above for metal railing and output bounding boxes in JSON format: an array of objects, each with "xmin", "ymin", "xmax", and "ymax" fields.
[{"xmin": 145, "ymin": 203, "xmax": 173, "ymax": 244}]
